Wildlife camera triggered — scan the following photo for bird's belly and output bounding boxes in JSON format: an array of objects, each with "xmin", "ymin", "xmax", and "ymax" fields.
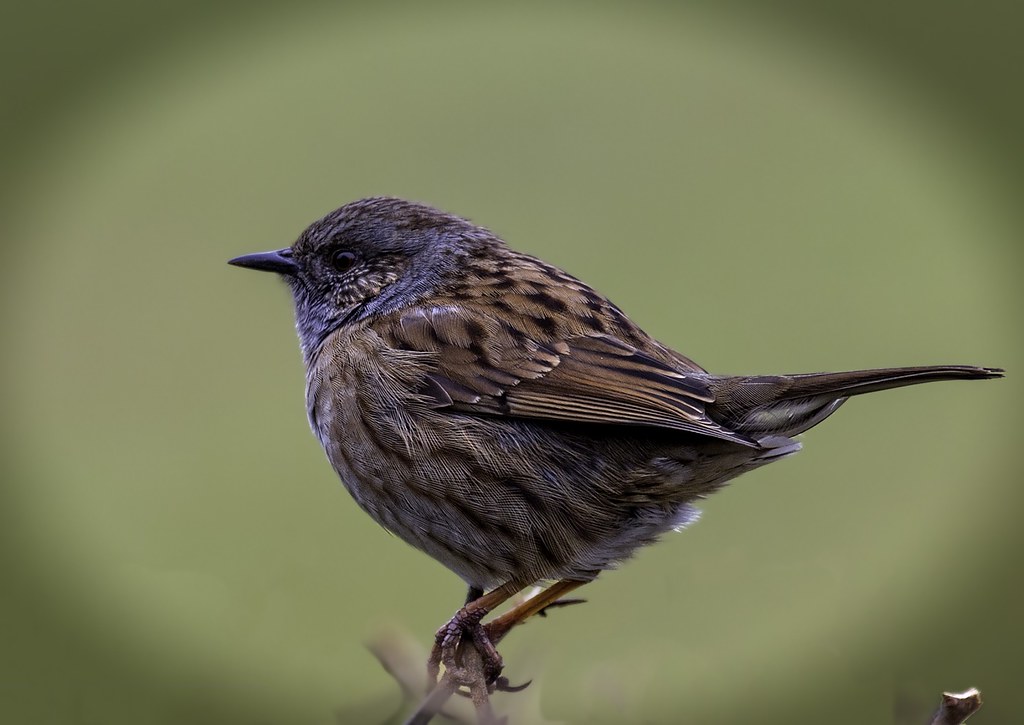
[
  {"xmin": 308, "ymin": 383, "xmax": 545, "ymax": 586},
  {"xmin": 304, "ymin": 338, "xmax": 529, "ymax": 587},
  {"xmin": 309, "ymin": 380, "xmax": 721, "ymax": 587},
  {"xmin": 303, "ymin": 332, "xmax": 771, "ymax": 589}
]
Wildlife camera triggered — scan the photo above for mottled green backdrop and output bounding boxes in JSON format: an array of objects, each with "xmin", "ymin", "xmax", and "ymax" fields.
[{"xmin": 1, "ymin": 2, "xmax": 1021, "ymax": 723}]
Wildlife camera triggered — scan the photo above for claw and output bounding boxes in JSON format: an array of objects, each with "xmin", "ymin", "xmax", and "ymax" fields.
[
  {"xmin": 493, "ymin": 676, "xmax": 532, "ymax": 693},
  {"xmin": 455, "ymin": 675, "xmax": 531, "ymax": 696},
  {"xmin": 536, "ymin": 597, "xmax": 587, "ymax": 617},
  {"xmin": 426, "ymin": 655, "xmax": 441, "ymax": 690}
]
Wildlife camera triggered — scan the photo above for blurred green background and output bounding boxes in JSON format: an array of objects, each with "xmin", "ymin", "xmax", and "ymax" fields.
[{"xmin": 1, "ymin": 1, "xmax": 1021, "ymax": 723}]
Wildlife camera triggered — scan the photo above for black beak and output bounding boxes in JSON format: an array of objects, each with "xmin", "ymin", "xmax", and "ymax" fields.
[{"xmin": 228, "ymin": 248, "xmax": 297, "ymax": 275}]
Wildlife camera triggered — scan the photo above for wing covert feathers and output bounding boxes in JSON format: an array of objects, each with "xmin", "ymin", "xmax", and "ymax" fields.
[{"xmin": 384, "ymin": 305, "xmax": 756, "ymax": 446}]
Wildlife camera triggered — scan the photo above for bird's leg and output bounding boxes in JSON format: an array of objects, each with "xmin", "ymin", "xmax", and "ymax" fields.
[
  {"xmin": 484, "ymin": 579, "xmax": 587, "ymax": 644},
  {"xmin": 427, "ymin": 582, "xmax": 522, "ymax": 689},
  {"xmin": 464, "ymin": 586, "xmax": 484, "ymax": 605},
  {"xmin": 450, "ymin": 579, "xmax": 586, "ymax": 694},
  {"xmin": 428, "ymin": 580, "xmax": 589, "ymax": 695}
]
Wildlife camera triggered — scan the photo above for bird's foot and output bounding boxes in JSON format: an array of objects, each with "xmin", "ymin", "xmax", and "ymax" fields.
[
  {"xmin": 426, "ymin": 582, "xmax": 584, "ymax": 695},
  {"xmin": 428, "ymin": 607, "xmax": 508, "ymax": 691}
]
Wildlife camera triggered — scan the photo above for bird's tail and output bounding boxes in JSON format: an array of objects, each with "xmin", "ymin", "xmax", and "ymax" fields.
[{"xmin": 708, "ymin": 365, "xmax": 1003, "ymax": 439}]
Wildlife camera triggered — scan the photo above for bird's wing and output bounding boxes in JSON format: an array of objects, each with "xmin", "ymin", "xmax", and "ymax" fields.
[{"xmin": 382, "ymin": 305, "xmax": 757, "ymax": 446}]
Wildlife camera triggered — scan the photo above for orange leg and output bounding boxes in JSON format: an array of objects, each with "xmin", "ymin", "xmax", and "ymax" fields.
[{"xmin": 485, "ymin": 579, "xmax": 587, "ymax": 644}]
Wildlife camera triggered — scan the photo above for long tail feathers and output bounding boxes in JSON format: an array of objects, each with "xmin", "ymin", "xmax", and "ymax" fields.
[{"xmin": 709, "ymin": 365, "xmax": 1004, "ymax": 439}]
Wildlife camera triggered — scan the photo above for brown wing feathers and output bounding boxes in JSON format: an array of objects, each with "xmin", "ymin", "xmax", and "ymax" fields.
[{"xmin": 386, "ymin": 305, "xmax": 757, "ymax": 446}]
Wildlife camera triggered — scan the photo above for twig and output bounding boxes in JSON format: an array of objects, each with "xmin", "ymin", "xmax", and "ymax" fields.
[
  {"xmin": 404, "ymin": 674, "xmax": 459, "ymax": 725},
  {"xmin": 460, "ymin": 642, "xmax": 506, "ymax": 725},
  {"xmin": 929, "ymin": 688, "xmax": 982, "ymax": 725},
  {"xmin": 401, "ymin": 639, "xmax": 504, "ymax": 725},
  {"xmin": 367, "ymin": 630, "xmax": 475, "ymax": 724},
  {"xmin": 382, "ymin": 619, "xmax": 986, "ymax": 725},
  {"xmin": 367, "ymin": 638, "xmax": 422, "ymax": 705}
]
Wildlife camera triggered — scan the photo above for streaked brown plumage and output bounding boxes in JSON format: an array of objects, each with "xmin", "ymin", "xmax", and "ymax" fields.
[{"xmin": 229, "ymin": 196, "xmax": 1002, "ymax": 689}]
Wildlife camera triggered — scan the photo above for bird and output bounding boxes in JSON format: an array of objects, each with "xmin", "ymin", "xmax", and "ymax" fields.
[{"xmin": 228, "ymin": 196, "xmax": 1002, "ymax": 690}]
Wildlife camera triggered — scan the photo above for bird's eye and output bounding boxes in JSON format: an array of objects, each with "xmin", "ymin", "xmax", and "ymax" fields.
[{"xmin": 329, "ymin": 249, "xmax": 357, "ymax": 273}]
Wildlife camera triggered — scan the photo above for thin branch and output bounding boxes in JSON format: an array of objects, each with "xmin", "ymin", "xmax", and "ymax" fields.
[
  {"xmin": 929, "ymin": 688, "xmax": 982, "ymax": 725},
  {"xmin": 367, "ymin": 629, "xmax": 475, "ymax": 725},
  {"xmin": 401, "ymin": 639, "xmax": 504, "ymax": 725},
  {"xmin": 460, "ymin": 642, "xmax": 506, "ymax": 725},
  {"xmin": 404, "ymin": 674, "xmax": 460, "ymax": 725}
]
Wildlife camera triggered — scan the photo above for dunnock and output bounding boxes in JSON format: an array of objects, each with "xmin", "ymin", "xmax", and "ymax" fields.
[{"xmin": 229, "ymin": 197, "xmax": 1002, "ymax": 689}]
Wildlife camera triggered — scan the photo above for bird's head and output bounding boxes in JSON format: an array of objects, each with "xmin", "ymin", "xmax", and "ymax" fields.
[{"xmin": 229, "ymin": 197, "xmax": 498, "ymax": 359}]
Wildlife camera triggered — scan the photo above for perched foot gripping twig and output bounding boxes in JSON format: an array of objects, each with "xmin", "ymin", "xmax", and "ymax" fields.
[{"xmin": 411, "ymin": 579, "xmax": 585, "ymax": 724}]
